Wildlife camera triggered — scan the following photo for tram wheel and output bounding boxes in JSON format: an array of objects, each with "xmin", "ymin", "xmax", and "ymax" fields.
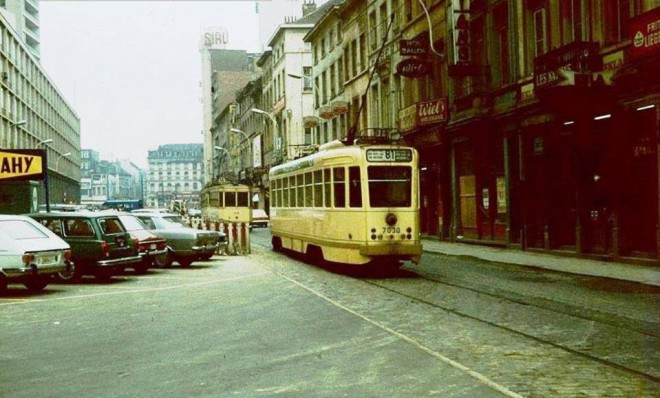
[
  {"xmin": 272, "ymin": 237, "xmax": 283, "ymax": 252},
  {"xmin": 306, "ymin": 245, "xmax": 325, "ymax": 266}
]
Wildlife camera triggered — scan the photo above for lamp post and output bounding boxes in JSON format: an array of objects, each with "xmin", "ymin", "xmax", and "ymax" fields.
[
  {"xmin": 35, "ymin": 138, "xmax": 53, "ymax": 149},
  {"xmin": 230, "ymin": 128, "xmax": 250, "ymax": 170},
  {"xmin": 35, "ymin": 139, "xmax": 53, "ymax": 212},
  {"xmin": 287, "ymin": 73, "xmax": 320, "ymax": 107},
  {"xmin": 55, "ymin": 152, "xmax": 71, "ymax": 172},
  {"xmin": 251, "ymin": 108, "xmax": 280, "ymax": 162},
  {"xmin": 12, "ymin": 120, "xmax": 27, "ymax": 127}
]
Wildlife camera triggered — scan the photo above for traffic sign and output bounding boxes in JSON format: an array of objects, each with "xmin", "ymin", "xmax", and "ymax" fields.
[{"xmin": 0, "ymin": 149, "xmax": 45, "ymax": 181}]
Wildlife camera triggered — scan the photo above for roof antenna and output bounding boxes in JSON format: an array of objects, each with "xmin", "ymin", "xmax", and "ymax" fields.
[{"xmin": 343, "ymin": 13, "xmax": 396, "ymax": 146}]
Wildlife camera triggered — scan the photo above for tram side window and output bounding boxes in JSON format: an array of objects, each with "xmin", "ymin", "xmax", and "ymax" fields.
[
  {"xmin": 367, "ymin": 166, "xmax": 412, "ymax": 208},
  {"xmin": 273, "ymin": 179, "xmax": 279, "ymax": 207},
  {"xmin": 333, "ymin": 167, "xmax": 346, "ymax": 208},
  {"xmin": 283, "ymin": 177, "xmax": 289, "ymax": 207},
  {"xmin": 349, "ymin": 166, "xmax": 362, "ymax": 208},
  {"xmin": 238, "ymin": 192, "xmax": 249, "ymax": 207},
  {"xmin": 314, "ymin": 170, "xmax": 323, "ymax": 207},
  {"xmin": 289, "ymin": 176, "xmax": 296, "ymax": 207},
  {"xmin": 305, "ymin": 172, "xmax": 313, "ymax": 207},
  {"xmin": 324, "ymin": 169, "xmax": 331, "ymax": 207},
  {"xmin": 209, "ymin": 192, "xmax": 219, "ymax": 207},
  {"xmin": 296, "ymin": 174, "xmax": 304, "ymax": 207},
  {"xmin": 226, "ymin": 192, "xmax": 236, "ymax": 207}
]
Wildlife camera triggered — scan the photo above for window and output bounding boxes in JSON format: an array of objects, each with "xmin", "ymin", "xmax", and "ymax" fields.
[
  {"xmin": 237, "ymin": 192, "xmax": 249, "ymax": 207},
  {"xmin": 369, "ymin": 11, "xmax": 377, "ymax": 49},
  {"xmin": 533, "ymin": 6, "xmax": 548, "ymax": 57},
  {"xmin": 296, "ymin": 174, "xmax": 304, "ymax": 207},
  {"xmin": 304, "ymin": 172, "xmax": 313, "ymax": 207},
  {"xmin": 495, "ymin": 3, "xmax": 511, "ymax": 85},
  {"xmin": 323, "ymin": 169, "xmax": 331, "ymax": 207},
  {"xmin": 603, "ymin": 0, "xmax": 633, "ymax": 44},
  {"xmin": 314, "ymin": 170, "xmax": 323, "ymax": 207},
  {"xmin": 349, "ymin": 167, "xmax": 362, "ymax": 208},
  {"xmin": 225, "ymin": 191, "xmax": 236, "ymax": 207},
  {"xmin": 333, "ymin": 167, "xmax": 345, "ymax": 207},
  {"xmin": 282, "ymin": 177, "xmax": 289, "ymax": 207},
  {"xmin": 368, "ymin": 166, "xmax": 412, "ymax": 208},
  {"xmin": 562, "ymin": 0, "xmax": 584, "ymax": 43}
]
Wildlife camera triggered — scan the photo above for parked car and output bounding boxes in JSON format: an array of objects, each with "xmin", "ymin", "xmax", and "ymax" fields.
[
  {"xmin": 0, "ymin": 215, "xmax": 73, "ymax": 292},
  {"xmin": 250, "ymin": 209, "xmax": 270, "ymax": 228},
  {"xmin": 114, "ymin": 213, "xmax": 169, "ymax": 273},
  {"xmin": 26, "ymin": 212, "xmax": 142, "ymax": 281},
  {"xmin": 132, "ymin": 212, "xmax": 226, "ymax": 267},
  {"xmin": 131, "ymin": 208, "xmax": 173, "ymax": 214}
]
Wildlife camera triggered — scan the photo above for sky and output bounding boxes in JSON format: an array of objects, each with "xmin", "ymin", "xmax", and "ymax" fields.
[{"xmin": 39, "ymin": 1, "xmax": 263, "ymax": 169}]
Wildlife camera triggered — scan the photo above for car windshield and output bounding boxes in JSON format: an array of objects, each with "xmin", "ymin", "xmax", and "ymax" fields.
[
  {"xmin": 161, "ymin": 216, "xmax": 187, "ymax": 228},
  {"xmin": 0, "ymin": 220, "xmax": 49, "ymax": 240},
  {"xmin": 118, "ymin": 215, "xmax": 147, "ymax": 231}
]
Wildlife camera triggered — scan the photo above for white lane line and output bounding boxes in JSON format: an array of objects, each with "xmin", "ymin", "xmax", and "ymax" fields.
[
  {"xmin": 278, "ymin": 272, "xmax": 525, "ymax": 398},
  {"xmin": 0, "ymin": 272, "xmax": 268, "ymax": 306}
]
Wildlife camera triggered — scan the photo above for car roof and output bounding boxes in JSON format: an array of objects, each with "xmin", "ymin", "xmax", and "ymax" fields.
[{"xmin": 25, "ymin": 211, "xmax": 120, "ymax": 219}]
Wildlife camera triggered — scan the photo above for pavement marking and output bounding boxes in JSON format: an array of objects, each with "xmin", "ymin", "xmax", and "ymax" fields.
[
  {"xmin": 0, "ymin": 272, "xmax": 268, "ymax": 306},
  {"xmin": 276, "ymin": 272, "xmax": 525, "ymax": 398}
]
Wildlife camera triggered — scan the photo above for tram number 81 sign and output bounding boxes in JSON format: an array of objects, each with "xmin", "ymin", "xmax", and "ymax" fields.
[
  {"xmin": 366, "ymin": 149, "xmax": 413, "ymax": 162},
  {"xmin": 0, "ymin": 149, "xmax": 45, "ymax": 181}
]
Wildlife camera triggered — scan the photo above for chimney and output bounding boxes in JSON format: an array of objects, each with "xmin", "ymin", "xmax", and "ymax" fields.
[{"xmin": 302, "ymin": 0, "xmax": 317, "ymax": 17}]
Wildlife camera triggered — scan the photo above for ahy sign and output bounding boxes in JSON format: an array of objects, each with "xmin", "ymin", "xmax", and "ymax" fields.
[{"xmin": 0, "ymin": 149, "xmax": 45, "ymax": 181}]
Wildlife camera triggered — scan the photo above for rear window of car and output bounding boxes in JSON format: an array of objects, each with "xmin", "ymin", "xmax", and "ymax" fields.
[
  {"xmin": 65, "ymin": 219, "xmax": 96, "ymax": 237},
  {"xmin": 118, "ymin": 215, "xmax": 146, "ymax": 231},
  {"xmin": 0, "ymin": 220, "xmax": 49, "ymax": 240},
  {"xmin": 99, "ymin": 218, "xmax": 126, "ymax": 234}
]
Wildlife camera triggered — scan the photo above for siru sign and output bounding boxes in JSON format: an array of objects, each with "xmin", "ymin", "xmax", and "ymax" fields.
[{"xmin": 0, "ymin": 149, "xmax": 45, "ymax": 181}]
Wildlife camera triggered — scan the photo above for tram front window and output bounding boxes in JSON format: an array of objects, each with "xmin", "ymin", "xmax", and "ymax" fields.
[{"xmin": 368, "ymin": 166, "xmax": 412, "ymax": 208}]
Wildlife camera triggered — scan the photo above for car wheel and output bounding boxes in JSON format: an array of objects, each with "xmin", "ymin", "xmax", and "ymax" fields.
[
  {"xmin": 155, "ymin": 251, "xmax": 172, "ymax": 268},
  {"xmin": 57, "ymin": 266, "xmax": 79, "ymax": 282},
  {"xmin": 178, "ymin": 258, "xmax": 193, "ymax": 268},
  {"xmin": 199, "ymin": 253, "xmax": 214, "ymax": 261},
  {"xmin": 24, "ymin": 278, "xmax": 48, "ymax": 292}
]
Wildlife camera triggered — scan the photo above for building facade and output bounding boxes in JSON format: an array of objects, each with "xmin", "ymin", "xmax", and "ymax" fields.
[
  {"xmin": 0, "ymin": 0, "xmax": 40, "ymax": 60},
  {"xmin": 0, "ymin": 11, "xmax": 80, "ymax": 214},
  {"xmin": 146, "ymin": 144, "xmax": 204, "ymax": 210}
]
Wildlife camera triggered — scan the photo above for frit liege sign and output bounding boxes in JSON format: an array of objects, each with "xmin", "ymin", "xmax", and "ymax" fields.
[
  {"xmin": 630, "ymin": 7, "xmax": 660, "ymax": 61},
  {"xmin": 0, "ymin": 149, "xmax": 45, "ymax": 181}
]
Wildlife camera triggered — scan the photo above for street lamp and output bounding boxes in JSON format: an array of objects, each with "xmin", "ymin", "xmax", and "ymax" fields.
[
  {"xmin": 287, "ymin": 73, "xmax": 320, "ymax": 106},
  {"xmin": 34, "ymin": 139, "xmax": 53, "ymax": 212},
  {"xmin": 230, "ymin": 128, "xmax": 249, "ymax": 143},
  {"xmin": 35, "ymin": 138, "xmax": 53, "ymax": 149},
  {"xmin": 251, "ymin": 108, "xmax": 280, "ymax": 161},
  {"xmin": 55, "ymin": 152, "xmax": 71, "ymax": 171},
  {"xmin": 12, "ymin": 120, "xmax": 27, "ymax": 127}
]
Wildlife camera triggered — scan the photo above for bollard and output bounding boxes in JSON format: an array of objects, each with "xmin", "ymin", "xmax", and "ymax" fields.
[{"xmin": 240, "ymin": 222, "xmax": 248, "ymax": 254}]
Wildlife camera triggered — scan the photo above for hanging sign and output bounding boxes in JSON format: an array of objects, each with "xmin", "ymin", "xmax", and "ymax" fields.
[
  {"xmin": 396, "ymin": 59, "xmax": 432, "ymax": 78},
  {"xmin": 0, "ymin": 149, "xmax": 45, "ymax": 181}
]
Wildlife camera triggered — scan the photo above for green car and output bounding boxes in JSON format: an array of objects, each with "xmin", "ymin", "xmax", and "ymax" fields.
[{"xmin": 26, "ymin": 212, "xmax": 142, "ymax": 281}]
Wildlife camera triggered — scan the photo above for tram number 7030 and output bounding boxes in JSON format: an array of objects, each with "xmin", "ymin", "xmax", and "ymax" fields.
[{"xmin": 382, "ymin": 227, "xmax": 401, "ymax": 234}]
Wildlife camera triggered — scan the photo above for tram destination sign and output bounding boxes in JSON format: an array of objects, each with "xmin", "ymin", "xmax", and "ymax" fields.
[{"xmin": 366, "ymin": 149, "xmax": 412, "ymax": 162}]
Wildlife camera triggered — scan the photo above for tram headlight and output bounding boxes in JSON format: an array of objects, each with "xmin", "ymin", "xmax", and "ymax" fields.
[
  {"xmin": 385, "ymin": 213, "xmax": 397, "ymax": 226},
  {"xmin": 371, "ymin": 234, "xmax": 377, "ymax": 240},
  {"xmin": 406, "ymin": 227, "xmax": 412, "ymax": 233}
]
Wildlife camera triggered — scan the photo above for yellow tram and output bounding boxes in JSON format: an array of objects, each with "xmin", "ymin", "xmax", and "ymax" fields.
[
  {"xmin": 269, "ymin": 136, "xmax": 422, "ymax": 266},
  {"xmin": 200, "ymin": 183, "xmax": 253, "ymax": 224}
]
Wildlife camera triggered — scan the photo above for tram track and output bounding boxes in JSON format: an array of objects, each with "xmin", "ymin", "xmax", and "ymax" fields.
[
  {"xmin": 250, "ymin": 236, "xmax": 659, "ymax": 386},
  {"xmin": 360, "ymin": 277, "xmax": 660, "ymax": 384}
]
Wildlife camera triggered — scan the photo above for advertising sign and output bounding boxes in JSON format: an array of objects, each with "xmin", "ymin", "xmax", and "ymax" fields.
[
  {"xmin": 396, "ymin": 58, "xmax": 432, "ymax": 78},
  {"xmin": 253, "ymin": 136, "xmax": 262, "ymax": 168},
  {"xmin": 630, "ymin": 7, "xmax": 660, "ymax": 61},
  {"xmin": 0, "ymin": 149, "xmax": 45, "ymax": 181}
]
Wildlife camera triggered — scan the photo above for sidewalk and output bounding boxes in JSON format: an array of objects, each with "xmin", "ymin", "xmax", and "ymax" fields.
[{"xmin": 421, "ymin": 238, "xmax": 660, "ymax": 287}]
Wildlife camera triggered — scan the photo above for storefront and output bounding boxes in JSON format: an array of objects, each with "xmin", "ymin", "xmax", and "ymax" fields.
[{"xmin": 400, "ymin": 98, "xmax": 448, "ymax": 237}]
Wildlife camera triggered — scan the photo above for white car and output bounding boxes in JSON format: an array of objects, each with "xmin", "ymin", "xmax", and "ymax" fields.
[{"xmin": 0, "ymin": 215, "xmax": 73, "ymax": 292}]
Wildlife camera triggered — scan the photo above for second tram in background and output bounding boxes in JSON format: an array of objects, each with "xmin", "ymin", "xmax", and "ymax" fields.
[
  {"xmin": 200, "ymin": 183, "xmax": 253, "ymax": 224},
  {"xmin": 269, "ymin": 133, "xmax": 422, "ymax": 266}
]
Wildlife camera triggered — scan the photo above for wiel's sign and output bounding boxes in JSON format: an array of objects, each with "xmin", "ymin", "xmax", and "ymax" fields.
[{"xmin": 0, "ymin": 149, "xmax": 45, "ymax": 181}]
